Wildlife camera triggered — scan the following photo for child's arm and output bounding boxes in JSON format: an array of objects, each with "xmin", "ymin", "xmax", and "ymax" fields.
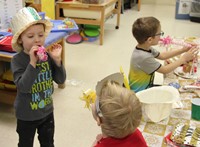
[
  {"xmin": 157, "ymin": 48, "xmax": 198, "ymax": 74},
  {"xmin": 48, "ymin": 44, "xmax": 66, "ymax": 84},
  {"xmin": 157, "ymin": 46, "xmax": 194, "ymax": 60},
  {"xmin": 29, "ymin": 45, "xmax": 39, "ymax": 68},
  {"xmin": 48, "ymin": 44, "xmax": 62, "ymax": 67},
  {"xmin": 11, "ymin": 46, "xmax": 40, "ymax": 93}
]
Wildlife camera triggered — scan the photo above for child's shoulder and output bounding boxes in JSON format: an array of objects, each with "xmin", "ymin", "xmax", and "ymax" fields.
[{"xmin": 12, "ymin": 51, "xmax": 28, "ymax": 63}]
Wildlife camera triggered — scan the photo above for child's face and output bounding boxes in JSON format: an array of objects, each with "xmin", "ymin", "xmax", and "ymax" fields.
[
  {"xmin": 18, "ymin": 24, "xmax": 45, "ymax": 53},
  {"xmin": 151, "ymin": 26, "xmax": 162, "ymax": 45}
]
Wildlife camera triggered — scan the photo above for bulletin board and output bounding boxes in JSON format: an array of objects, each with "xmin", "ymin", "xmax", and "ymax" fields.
[{"xmin": 0, "ymin": 0, "xmax": 23, "ymax": 30}]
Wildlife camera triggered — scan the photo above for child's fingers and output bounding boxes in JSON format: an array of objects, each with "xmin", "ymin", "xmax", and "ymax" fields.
[
  {"xmin": 29, "ymin": 46, "xmax": 38, "ymax": 55},
  {"xmin": 188, "ymin": 47, "xmax": 199, "ymax": 54},
  {"xmin": 189, "ymin": 42, "xmax": 198, "ymax": 47},
  {"xmin": 52, "ymin": 43, "xmax": 62, "ymax": 50}
]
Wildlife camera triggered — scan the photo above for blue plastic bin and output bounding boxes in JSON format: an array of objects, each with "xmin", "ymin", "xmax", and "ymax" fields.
[
  {"xmin": 38, "ymin": 12, "xmax": 45, "ymax": 20},
  {"xmin": 50, "ymin": 20, "xmax": 79, "ymax": 32}
]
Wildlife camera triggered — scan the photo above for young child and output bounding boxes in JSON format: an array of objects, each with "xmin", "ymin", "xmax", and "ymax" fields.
[
  {"xmin": 10, "ymin": 7, "xmax": 66, "ymax": 147},
  {"xmin": 129, "ymin": 16, "xmax": 198, "ymax": 93},
  {"xmin": 91, "ymin": 73, "xmax": 147, "ymax": 147}
]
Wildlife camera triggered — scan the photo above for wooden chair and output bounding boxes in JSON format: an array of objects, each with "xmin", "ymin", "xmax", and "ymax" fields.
[
  {"xmin": 129, "ymin": 0, "xmax": 141, "ymax": 11},
  {"xmin": 138, "ymin": 0, "xmax": 141, "ymax": 11}
]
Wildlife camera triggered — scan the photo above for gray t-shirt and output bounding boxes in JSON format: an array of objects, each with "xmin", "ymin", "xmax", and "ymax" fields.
[
  {"xmin": 11, "ymin": 51, "xmax": 66, "ymax": 121},
  {"xmin": 129, "ymin": 47, "xmax": 161, "ymax": 92}
]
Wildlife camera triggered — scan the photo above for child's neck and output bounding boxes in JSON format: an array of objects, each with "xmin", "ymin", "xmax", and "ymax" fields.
[
  {"xmin": 137, "ymin": 43, "xmax": 151, "ymax": 51},
  {"xmin": 23, "ymin": 49, "xmax": 29, "ymax": 55},
  {"xmin": 102, "ymin": 133, "xmax": 108, "ymax": 138}
]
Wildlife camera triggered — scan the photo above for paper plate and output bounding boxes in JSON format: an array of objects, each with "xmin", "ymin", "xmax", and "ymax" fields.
[
  {"xmin": 193, "ymin": 38, "xmax": 200, "ymax": 44},
  {"xmin": 174, "ymin": 66, "xmax": 198, "ymax": 79}
]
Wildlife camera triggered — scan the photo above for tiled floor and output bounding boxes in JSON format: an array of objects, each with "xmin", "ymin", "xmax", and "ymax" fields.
[{"xmin": 0, "ymin": 3, "xmax": 200, "ymax": 147}]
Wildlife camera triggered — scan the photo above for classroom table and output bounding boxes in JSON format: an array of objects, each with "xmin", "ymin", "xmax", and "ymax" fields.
[{"xmin": 139, "ymin": 68, "xmax": 200, "ymax": 147}]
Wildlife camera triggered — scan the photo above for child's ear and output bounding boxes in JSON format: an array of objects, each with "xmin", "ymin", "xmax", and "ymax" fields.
[
  {"xmin": 147, "ymin": 36, "xmax": 155, "ymax": 45},
  {"xmin": 17, "ymin": 37, "xmax": 22, "ymax": 44},
  {"xmin": 147, "ymin": 37, "xmax": 153, "ymax": 43},
  {"xmin": 96, "ymin": 116, "xmax": 101, "ymax": 126}
]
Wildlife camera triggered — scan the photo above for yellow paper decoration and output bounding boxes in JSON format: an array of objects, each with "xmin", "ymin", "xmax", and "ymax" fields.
[
  {"xmin": 41, "ymin": 0, "xmax": 55, "ymax": 19},
  {"xmin": 80, "ymin": 89, "xmax": 96, "ymax": 110},
  {"xmin": 120, "ymin": 66, "xmax": 130, "ymax": 89}
]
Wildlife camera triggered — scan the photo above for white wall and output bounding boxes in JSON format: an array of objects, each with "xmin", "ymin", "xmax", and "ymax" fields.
[{"xmin": 141, "ymin": 0, "xmax": 176, "ymax": 5}]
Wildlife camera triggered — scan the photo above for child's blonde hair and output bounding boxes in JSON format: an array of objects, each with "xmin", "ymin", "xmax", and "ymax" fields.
[{"xmin": 98, "ymin": 81, "xmax": 142, "ymax": 138}]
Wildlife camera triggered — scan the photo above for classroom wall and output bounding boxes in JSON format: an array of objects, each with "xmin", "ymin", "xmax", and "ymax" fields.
[{"xmin": 142, "ymin": 0, "xmax": 176, "ymax": 5}]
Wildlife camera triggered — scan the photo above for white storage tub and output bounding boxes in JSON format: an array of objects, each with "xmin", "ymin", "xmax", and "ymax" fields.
[
  {"xmin": 136, "ymin": 86, "xmax": 180, "ymax": 123},
  {"xmin": 63, "ymin": 4, "xmax": 115, "ymax": 19}
]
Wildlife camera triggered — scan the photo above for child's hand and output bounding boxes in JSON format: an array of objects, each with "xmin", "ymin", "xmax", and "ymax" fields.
[
  {"xmin": 37, "ymin": 46, "xmax": 48, "ymax": 61},
  {"xmin": 48, "ymin": 43, "xmax": 62, "ymax": 66},
  {"xmin": 180, "ymin": 47, "xmax": 199, "ymax": 63},
  {"xmin": 182, "ymin": 43, "xmax": 197, "ymax": 52},
  {"xmin": 29, "ymin": 46, "xmax": 39, "ymax": 68}
]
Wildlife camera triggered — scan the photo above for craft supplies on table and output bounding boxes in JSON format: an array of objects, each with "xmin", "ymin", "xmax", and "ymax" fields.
[
  {"xmin": 139, "ymin": 71, "xmax": 200, "ymax": 147},
  {"xmin": 50, "ymin": 19, "xmax": 78, "ymax": 32},
  {"xmin": 138, "ymin": 37, "xmax": 200, "ymax": 146}
]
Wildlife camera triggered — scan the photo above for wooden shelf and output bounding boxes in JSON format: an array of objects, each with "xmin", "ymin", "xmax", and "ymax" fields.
[
  {"xmin": 56, "ymin": 0, "xmax": 121, "ymax": 45},
  {"xmin": 0, "ymin": 89, "xmax": 16, "ymax": 105}
]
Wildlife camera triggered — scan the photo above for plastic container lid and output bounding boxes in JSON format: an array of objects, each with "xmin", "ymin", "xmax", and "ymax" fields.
[
  {"xmin": 84, "ymin": 29, "xmax": 100, "ymax": 37},
  {"xmin": 80, "ymin": 31, "xmax": 98, "ymax": 42},
  {"xmin": 66, "ymin": 34, "xmax": 83, "ymax": 44},
  {"xmin": 84, "ymin": 24, "xmax": 100, "ymax": 29}
]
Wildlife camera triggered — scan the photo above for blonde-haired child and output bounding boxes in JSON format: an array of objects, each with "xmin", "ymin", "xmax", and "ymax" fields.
[
  {"xmin": 91, "ymin": 73, "xmax": 147, "ymax": 147},
  {"xmin": 10, "ymin": 7, "xmax": 66, "ymax": 146}
]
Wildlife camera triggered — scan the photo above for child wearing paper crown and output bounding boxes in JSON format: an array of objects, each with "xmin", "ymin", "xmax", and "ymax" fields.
[
  {"xmin": 129, "ymin": 16, "xmax": 198, "ymax": 93},
  {"xmin": 10, "ymin": 7, "xmax": 66, "ymax": 147},
  {"xmin": 91, "ymin": 73, "xmax": 147, "ymax": 147}
]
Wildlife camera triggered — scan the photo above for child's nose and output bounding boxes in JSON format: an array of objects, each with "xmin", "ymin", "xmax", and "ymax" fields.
[{"xmin": 35, "ymin": 36, "xmax": 41, "ymax": 42}]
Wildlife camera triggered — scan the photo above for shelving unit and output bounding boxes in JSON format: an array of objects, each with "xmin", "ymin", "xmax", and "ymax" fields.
[
  {"xmin": 55, "ymin": 0, "xmax": 121, "ymax": 45},
  {"xmin": 0, "ymin": 89, "xmax": 16, "ymax": 105}
]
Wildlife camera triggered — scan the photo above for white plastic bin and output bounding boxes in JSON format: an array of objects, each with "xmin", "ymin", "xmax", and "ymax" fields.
[{"xmin": 136, "ymin": 86, "xmax": 180, "ymax": 123}]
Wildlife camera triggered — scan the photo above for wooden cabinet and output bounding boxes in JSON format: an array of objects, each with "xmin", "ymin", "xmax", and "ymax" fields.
[
  {"xmin": 55, "ymin": 0, "xmax": 121, "ymax": 45},
  {"xmin": 0, "ymin": 89, "xmax": 16, "ymax": 105}
]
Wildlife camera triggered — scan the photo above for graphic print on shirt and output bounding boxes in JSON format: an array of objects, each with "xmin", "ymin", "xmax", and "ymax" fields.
[{"xmin": 30, "ymin": 61, "xmax": 53, "ymax": 110}]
